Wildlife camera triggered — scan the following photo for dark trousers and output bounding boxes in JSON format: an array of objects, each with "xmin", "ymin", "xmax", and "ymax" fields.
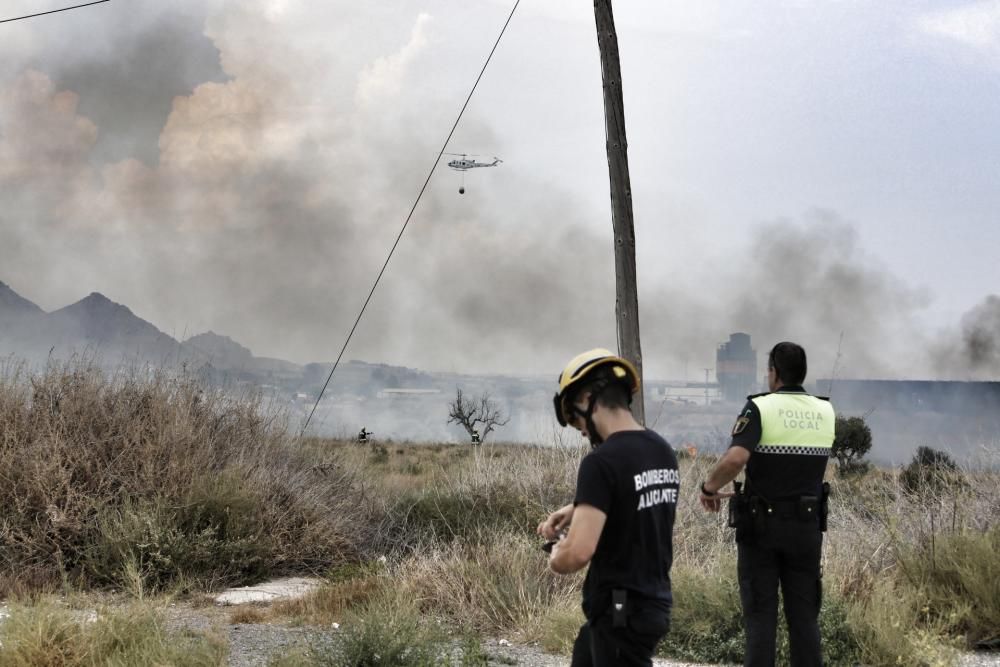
[
  {"xmin": 738, "ymin": 518, "xmax": 823, "ymax": 667},
  {"xmin": 569, "ymin": 603, "xmax": 670, "ymax": 667}
]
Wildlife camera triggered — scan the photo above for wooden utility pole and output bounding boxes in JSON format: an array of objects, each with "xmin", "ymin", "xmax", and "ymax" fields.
[{"xmin": 594, "ymin": 0, "xmax": 644, "ymax": 423}]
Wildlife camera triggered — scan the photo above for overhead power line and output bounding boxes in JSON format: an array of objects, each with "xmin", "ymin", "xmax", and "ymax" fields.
[
  {"xmin": 1, "ymin": 0, "xmax": 110, "ymax": 25},
  {"xmin": 301, "ymin": 0, "xmax": 522, "ymax": 436}
]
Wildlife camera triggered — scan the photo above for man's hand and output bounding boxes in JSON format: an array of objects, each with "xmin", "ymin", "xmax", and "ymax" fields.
[
  {"xmin": 537, "ymin": 503, "xmax": 574, "ymax": 540},
  {"xmin": 700, "ymin": 446, "xmax": 749, "ymax": 512},
  {"xmin": 549, "ymin": 504, "xmax": 606, "ymax": 574},
  {"xmin": 699, "ymin": 486, "xmax": 734, "ymax": 513}
]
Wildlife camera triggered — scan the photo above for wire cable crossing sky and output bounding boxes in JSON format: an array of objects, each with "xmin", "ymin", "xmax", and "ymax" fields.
[{"xmin": 0, "ymin": 0, "xmax": 110, "ymax": 25}]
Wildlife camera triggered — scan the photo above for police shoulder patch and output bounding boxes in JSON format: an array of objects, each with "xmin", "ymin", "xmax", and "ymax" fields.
[{"xmin": 732, "ymin": 416, "xmax": 750, "ymax": 435}]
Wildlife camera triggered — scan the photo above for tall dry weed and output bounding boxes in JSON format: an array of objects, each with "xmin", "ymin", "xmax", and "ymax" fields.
[{"xmin": 0, "ymin": 359, "xmax": 373, "ymax": 594}]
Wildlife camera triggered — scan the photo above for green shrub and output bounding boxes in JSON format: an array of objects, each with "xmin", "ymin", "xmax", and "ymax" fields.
[
  {"xmin": 900, "ymin": 527, "xmax": 1000, "ymax": 646},
  {"xmin": 775, "ymin": 592, "xmax": 860, "ymax": 666},
  {"xmin": 657, "ymin": 562, "xmax": 744, "ymax": 663},
  {"xmin": 274, "ymin": 596, "xmax": 491, "ymax": 666},
  {"xmin": 846, "ymin": 577, "xmax": 960, "ymax": 667},
  {"xmin": 833, "ymin": 416, "xmax": 873, "ymax": 478},
  {"xmin": 337, "ymin": 599, "xmax": 448, "ymax": 666},
  {"xmin": 532, "ymin": 602, "xmax": 584, "ymax": 654},
  {"xmin": 900, "ymin": 446, "xmax": 962, "ymax": 495},
  {"xmin": 83, "ymin": 483, "xmax": 272, "ymax": 594},
  {"xmin": 659, "ymin": 561, "xmax": 860, "ymax": 665},
  {"xmin": 385, "ymin": 484, "xmax": 541, "ymax": 548}
]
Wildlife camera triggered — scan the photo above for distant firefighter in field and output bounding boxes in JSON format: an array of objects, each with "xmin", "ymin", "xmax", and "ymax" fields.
[
  {"xmin": 699, "ymin": 341, "xmax": 834, "ymax": 667},
  {"xmin": 540, "ymin": 348, "xmax": 678, "ymax": 666}
]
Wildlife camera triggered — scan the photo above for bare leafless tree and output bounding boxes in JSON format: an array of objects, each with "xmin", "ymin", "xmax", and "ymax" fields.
[{"xmin": 446, "ymin": 387, "xmax": 510, "ymax": 443}]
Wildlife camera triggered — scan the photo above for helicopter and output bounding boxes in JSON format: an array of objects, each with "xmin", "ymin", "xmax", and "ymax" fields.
[{"xmin": 443, "ymin": 153, "xmax": 502, "ymax": 194}]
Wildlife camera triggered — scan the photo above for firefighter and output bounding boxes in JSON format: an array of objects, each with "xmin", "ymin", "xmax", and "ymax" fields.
[
  {"xmin": 539, "ymin": 348, "xmax": 678, "ymax": 666},
  {"xmin": 471, "ymin": 429, "xmax": 481, "ymax": 445},
  {"xmin": 699, "ymin": 341, "xmax": 834, "ymax": 667},
  {"xmin": 357, "ymin": 427, "xmax": 370, "ymax": 444}
]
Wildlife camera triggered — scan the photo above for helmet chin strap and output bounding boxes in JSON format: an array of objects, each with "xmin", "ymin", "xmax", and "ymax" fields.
[{"xmin": 573, "ymin": 382, "xmax": 608, "ymax": 448}]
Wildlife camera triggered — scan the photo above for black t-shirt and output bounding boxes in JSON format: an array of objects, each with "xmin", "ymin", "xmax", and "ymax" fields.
[
  {"xmin": 573, "ymin": 429, "xmax": 679, "ymax": 619},
  {"xmin": 729, "ymin": 386, "xmax": 828, "ymax": 499}
]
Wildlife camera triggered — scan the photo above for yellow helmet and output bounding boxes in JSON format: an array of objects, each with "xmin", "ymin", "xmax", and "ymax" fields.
[{"xmin": 553, "ymin": 348, "xmax": 640, "ymax": 426}]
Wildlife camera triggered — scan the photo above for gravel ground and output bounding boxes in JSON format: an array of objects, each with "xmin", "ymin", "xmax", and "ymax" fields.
[
  {"xmin": 165, "ymin": 605, "xmax": 736, "ymax": 666},
  {"xmin": 960, "ymin": 652, "xmax": 1000, "ymax": 667},
  {"xmin": 166, "ymin": 606, "xmax": 1000, "ymax": 667}
]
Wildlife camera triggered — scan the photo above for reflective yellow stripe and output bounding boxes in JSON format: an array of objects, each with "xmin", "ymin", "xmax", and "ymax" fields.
[{"xmin": 751, "ymin": 393, "xmax": 835, "ymax": 453}]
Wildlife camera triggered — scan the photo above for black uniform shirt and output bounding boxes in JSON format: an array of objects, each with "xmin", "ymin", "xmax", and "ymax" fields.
[
  {"xmin": 573, "ymin": 429, "xmax": 679, "ymax": 619},
  {"xmin": 729, "ymin": 386, "xmax": 828, "ymax": 499}
]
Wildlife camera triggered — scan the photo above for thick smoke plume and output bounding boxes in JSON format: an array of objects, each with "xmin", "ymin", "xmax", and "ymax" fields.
[
  {"xmin": 933, "ymin": 295, "xmax": 1000, "ymax": 379},
  {"xmin": 0, "ymin": 1, "xmax": 994, "ymax": 383}
]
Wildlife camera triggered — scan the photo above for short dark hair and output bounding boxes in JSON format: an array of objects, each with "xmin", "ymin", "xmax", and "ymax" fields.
[
  {"xmin": 572, "ymin": 367, "xmax": 632, "ymax": 412},
  {"xmin": 768, "ymin": 342, "xmax": 807, "ymax": 386}
]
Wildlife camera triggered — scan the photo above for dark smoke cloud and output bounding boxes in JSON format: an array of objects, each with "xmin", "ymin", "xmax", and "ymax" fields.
[
  {"xmin": 963, "ymin": 296, "xmax": 1000, "ymax": 368},
  {"xmin": 53, "ymin": 10, "xmax": 226, "ymax": 164},
  {"xmin": 933, "ymin": 295, "xmax": 1000, "ymax": 379},
  {"xmin": 720, "ymin": 212, "xmax": 931, "ymax": 380}
]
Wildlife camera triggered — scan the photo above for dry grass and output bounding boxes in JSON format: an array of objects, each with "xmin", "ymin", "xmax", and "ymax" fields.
[
  {"xmin": 0, "ymin": 597, "xmax": 226, "ymax": 666},
  {"xmin": 295, "ymin": 441, "xmax": 1000, "ymax": 665},
  {"xmin": 395, "ymin": 531, "xmax": 579, "ymax": 634},
  {"xmin": 228, "ymin": 605, "xmax": 268, "ymax": 624},
  {"xmin": 270, "ymin": 566, "xmax": 384, "ymax": 626}
]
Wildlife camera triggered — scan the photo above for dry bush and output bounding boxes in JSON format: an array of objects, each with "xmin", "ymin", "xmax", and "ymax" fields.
[
  {"xmin": 359, "ymin": 442, "xmax": 583, "ymax": 554},
  {"xmin": 0, "ymin": 359, "xmax": 374, "ymax": 594}
]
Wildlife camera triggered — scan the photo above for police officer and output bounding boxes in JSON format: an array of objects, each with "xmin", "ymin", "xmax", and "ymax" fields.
[
  {"xmin": 699, "ymin": 341, "xmax": 834, "ymax": 667},
  {"xmin": 538, "ymin": 348, "xmax": 678, "ymax": 667}
]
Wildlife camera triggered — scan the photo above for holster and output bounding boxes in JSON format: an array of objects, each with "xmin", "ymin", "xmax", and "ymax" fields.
[{"xmin": 728, "ymin": 481, "xmax": 755, "ymax": 543}]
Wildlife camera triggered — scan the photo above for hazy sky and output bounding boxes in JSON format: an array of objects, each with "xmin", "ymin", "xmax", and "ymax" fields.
[{"xmin": 1, "ymin": 0, "xmax": 998, "ymax": 380}]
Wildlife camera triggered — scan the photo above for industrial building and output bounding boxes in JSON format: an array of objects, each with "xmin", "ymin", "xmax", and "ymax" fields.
[
  {"xmin": 716, "ymin": 333, "xmax": 758, "ymax": 402},
  {"xmin": 818, "ymin": 379, "xmax": 1000, "ymax": 416}
]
